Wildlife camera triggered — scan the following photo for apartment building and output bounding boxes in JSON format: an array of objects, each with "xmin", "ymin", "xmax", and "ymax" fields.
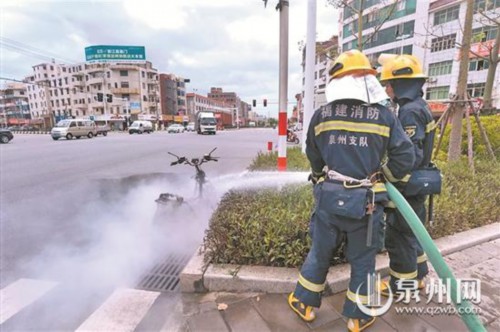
[
  {"xmin": 0, "ymin": 83, "xmax": 30, "ymax": 127},
  {"xmin": 207, "ymin": 87, "xmax": 250, "ymax": 126},
  {"xmin": 186, "ymin": 93, "xmax": 233, "ymax": 127},
  {"xmin": 25, "ymin": 47, "xmax": 160, "ymax": 130},
  {"xmin": 299, "ymin": 35, "xmax": 339, "ymax": 116},
  {"xmin": 159, "ymin": 73, "xmax": 188, "ymax": 118},
  {"xmin": 338, "ymin": 0, "xmax": 500, "ymax": 111}
]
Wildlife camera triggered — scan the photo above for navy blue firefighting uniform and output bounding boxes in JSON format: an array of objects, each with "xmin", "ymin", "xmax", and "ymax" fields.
[
  {"xmin": 384, "ymin": 79, "xmax": 436, "ymax": 290},
  {"xmin": 293, "ymin": 99, "xmax": 414, "ymax": 320}
]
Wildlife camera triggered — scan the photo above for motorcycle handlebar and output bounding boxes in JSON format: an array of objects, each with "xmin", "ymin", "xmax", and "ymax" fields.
[{"xmin": 168, "ymin": 148, "xmax": 218, "ymax": 167}]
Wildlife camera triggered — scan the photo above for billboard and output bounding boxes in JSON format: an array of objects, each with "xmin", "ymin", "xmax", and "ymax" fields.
[{"xmin": 85, "ymin": 45, "xmax": 146, "ymax": 62}]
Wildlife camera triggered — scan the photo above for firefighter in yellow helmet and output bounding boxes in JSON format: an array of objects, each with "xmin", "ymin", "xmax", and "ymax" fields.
[
  {"xmin": 378, "ymin": 54, "xmax": 438, "ymax": 297},
  {"xmin": 287, "ymin": 49, "xmax": 415, "ymax": 332}
]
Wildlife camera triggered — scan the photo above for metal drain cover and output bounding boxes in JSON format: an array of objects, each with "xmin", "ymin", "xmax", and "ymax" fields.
[{"xmin": 137, "ymin": 253, "xmax": 192, "ymax": 292}]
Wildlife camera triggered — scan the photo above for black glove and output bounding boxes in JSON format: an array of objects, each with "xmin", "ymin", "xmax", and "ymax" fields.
[{"xmin": 308, "ymin": 171, "xmax": 325, "ymax": 185}]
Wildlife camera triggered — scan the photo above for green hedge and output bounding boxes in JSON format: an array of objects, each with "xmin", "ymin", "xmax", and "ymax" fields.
[
  {"xmin": 204, "ymin": 124, "xmax": 499, "ymax": 268},
  {"xmin": 436, "ymin": 115, "xmax": 499, "ymax": 159}
]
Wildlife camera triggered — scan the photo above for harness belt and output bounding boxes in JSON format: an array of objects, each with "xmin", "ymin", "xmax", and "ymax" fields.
[{"xmin": 326, "ymin": 169, "xmax": 379, "ymax": 247}]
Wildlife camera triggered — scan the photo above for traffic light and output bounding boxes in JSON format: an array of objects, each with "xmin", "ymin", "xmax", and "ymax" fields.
[
  {"xmin": 252, "ymin": 99, "xmax": 256, "ymax": 107},
  {"xmin": 97, "ymin": 93, "xmax": 103, "ymax": 102},
  {"xmin": 106, "ymin": 94, "xmax": 113, "ymax": 103},
  {"xmin": 263, "ymin": 99, "xmax": 267, "ymax": 107}
]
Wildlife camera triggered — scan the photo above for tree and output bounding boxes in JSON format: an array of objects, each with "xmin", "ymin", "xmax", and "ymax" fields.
[
  {"xmin": 472, "ymin": 3, "xmax": 500, "ymax": 109},
  {"xmin": 448, "ymin": 0, "xmax": 474, "ymax": 162},
  {"xmin": 328, "ymin": 0, "xmax": 398, "ymax": 51}
]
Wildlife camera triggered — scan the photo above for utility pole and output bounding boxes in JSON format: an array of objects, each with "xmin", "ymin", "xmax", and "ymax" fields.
[
  {"xmin": 302, "ymin": 0, "xmax": 316, "ymax": 153},
  {"xmin": 43, "ymin": 80, "xmax": 54, "ymax": 128},
  {"xmin": 277, "ymin": 0, "xmax": 289, "ymax": 171}
]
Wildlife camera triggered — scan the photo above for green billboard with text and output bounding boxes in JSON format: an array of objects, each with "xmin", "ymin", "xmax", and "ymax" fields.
[{"xmin": 85, "ymin": 45, "xmax": 146, "ymax": 62}]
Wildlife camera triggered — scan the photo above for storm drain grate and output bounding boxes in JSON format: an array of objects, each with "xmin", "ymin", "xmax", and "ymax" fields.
[{"xmin": 136, "ymin": 253, "xmax": 192, "ymax": 292}]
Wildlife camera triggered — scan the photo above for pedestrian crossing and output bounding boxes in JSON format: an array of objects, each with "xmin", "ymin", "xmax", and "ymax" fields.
[{"xmin": 0, "ymin": 278, "xmax": 181, "ymax": 331}]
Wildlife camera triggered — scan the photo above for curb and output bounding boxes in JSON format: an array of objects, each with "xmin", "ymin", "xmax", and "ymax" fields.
[{"xmin": 180, "ymin": 222, "xmax": 500, "ymax": 294}]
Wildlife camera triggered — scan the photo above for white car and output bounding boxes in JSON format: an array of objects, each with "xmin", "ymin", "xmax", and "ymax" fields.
[
  {"xmin": 167, "ymin": 124, "xmax": 185, "ymax": 133},
  {"xmin": 186, "ymin": 122, "xmax": 195, "ymax": 132}
]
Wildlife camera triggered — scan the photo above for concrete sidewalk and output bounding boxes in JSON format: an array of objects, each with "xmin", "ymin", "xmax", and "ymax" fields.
[{"xmin": 179, "ymin": 237, "xmax": 500, "ymax": 331}]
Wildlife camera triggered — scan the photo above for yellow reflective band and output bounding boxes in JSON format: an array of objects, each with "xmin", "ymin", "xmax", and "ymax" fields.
[
  {"xmin": 314, "ymin": 120, "xmax": 390, "ymax": 138},
  {"xmin": 346, "ymin": 289, "xmax": 369, "ymax": 304},
  {"xmin": 298, "ymin": 274, "xmax": 325, "ymax": 293},
  {"xmin": 382, "ymin": 164, "xmax": 398, "ymax": 182},
  {"xmin": 400, "ymin": 173, "xmax": 411, "ymax": 183},
  {"xmin": 417, "ymin": 254, "xmax": 428, "ymax": 264},
  {"xmin": 390, "ymin": 268, "xmax": 417, "ymax": 280},
  {"xmin": 426, "ymin": 120, "xmax": 436, "ymax": 133},
  {"xmin": 373, "ymin": 182, "xmax": 386, "ymax": 193}
]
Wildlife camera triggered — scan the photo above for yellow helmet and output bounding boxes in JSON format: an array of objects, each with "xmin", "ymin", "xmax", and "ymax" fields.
[
  {"xmin": 329, "ymin": 50, "xmax": 377, "ymax": 79},
  {"xmin": 379, "ymin": 54, "xmax": 427, "ymax": 81}
]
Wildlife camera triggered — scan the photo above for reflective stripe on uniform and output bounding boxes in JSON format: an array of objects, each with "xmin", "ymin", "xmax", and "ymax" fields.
[
  {"xmin": 314, "ymin": 120, "xmax": 390, "ymax": 138},
  {"xmin": 346, "ymin": 289, "xmax": 370, "ymax": 304},
  {"xmin": 400, "ymin": 173, "xmax": 411, "ymax": 183},
  {"xmin": 390, "ymin": 268, "xmax": 418, "ymax": 279},
  {"xmin": 417, "ymin": 254, "xmax": 427, "ymax": 264},
  {"xmin": 373, "ymin": 182, "xmax": 386, "ymax": 193},
  {"xmin": 426, "ymin": 120, "xmax": 436, "ymax": 133},
  {"xmin": 382, "ymin": 164, "xmax": 398, "ymax": 182},
  {"xmin": 298, "ymin": 274, "xmax": 325, "ymax": 293}
]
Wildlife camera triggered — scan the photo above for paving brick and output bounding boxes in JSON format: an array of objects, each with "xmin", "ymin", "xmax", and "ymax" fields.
[
  {"xmin": 324, "ymin": 292, "xmax": 346, "ymax": 318},
  {"xmin": 306, "ymin": 299, "xmax": 342, "ymax": 330},
  {"xmin": 381, "ymin": 304, "xmax": 439, "ymax": 331},
  {"xmin": 251, "ymin": 293, "xmax": 309, "ymax": 331},
  {"xmin": 463, "ymin": 258, "xmax": 500, "ymax": 317},
  {"xmin": 186, "ymin": 310, "xmax": 229, "ymax": 332},
  {"xmin": 222, "ymin": 299, "xmax": 271, "ymax": 332},
  {"xmin": 476, "ymin": 241, "xmax": 500, "ymax": 258},
  {"xmin": 416, "ymin": 301, "xmax": 468, "ymax": 331},
  {"xmin": 311, "ymin": 318, "xmax": 345, "ymax": 331},
  {"xmin": 486, "ymin": 318, "xmax": 500, "ymax": 332}
]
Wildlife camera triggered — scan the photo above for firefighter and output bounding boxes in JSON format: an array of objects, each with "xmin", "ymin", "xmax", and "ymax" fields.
[
  {"xmin": 288, "ymin": 50, "xmax": 415, "ymax": 332},
  {"xmin": 378, "ymin": 54, "xmax": 437, "ymax": 295}
]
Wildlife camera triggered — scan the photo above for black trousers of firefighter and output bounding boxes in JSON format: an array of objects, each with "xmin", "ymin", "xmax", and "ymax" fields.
[
  {"xmin": 385, "ymin": 195, "xmax": 429, "ymax": 290},
  {"xmin": 293, "ymin": 193, "xmax": 383, "ymax": 320}
]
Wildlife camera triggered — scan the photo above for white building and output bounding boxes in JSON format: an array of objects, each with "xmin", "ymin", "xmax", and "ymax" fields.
[
  {"xmin": 25, "ymin": 58, "xmax": 159, "ymax": 130},
  {"xmin": 338, "ymin": 0, "xmax": 500, "ymax": 111}
]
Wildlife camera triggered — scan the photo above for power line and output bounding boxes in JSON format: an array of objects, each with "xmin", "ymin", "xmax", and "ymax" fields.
[{"xmin": 0, "ymin": 37, "xmax": 81, "ymax": 64}]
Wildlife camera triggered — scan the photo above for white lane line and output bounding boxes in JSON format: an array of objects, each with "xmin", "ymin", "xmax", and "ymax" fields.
[
  {"xmin": 1, "ymin": 278, "xmax": 58, "ymax": 324},
  {"xmin": 75, "ymin": 288, "xmax": 160, "ymax": 332}
]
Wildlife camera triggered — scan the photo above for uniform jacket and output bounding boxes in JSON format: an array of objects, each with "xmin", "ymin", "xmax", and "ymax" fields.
[{"xmin": 306, "ymin": 99, "xmax": 415, "ymax": 186}]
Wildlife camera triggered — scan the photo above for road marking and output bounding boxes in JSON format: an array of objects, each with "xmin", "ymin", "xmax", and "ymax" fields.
[
  {"xmin": 75, "ymin": 288, "xmax": 160, "ymax": 332},
  {"xmin": 0, "ymin": 278, "xmax": 58, "ymax": 324}
]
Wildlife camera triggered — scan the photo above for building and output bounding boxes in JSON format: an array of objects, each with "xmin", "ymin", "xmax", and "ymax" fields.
[
  {"xmin": 186, "ymin": 93, "xmax": 233, "ymax": 128},
  {"xmin": 299, "ymin": 35, "xmax": 339, "ymax": 116},
  {"xmin": 0, "ymin": 83, "xmax": 31, "ymax": 128},
  {"xmin": 25, "ymin": 46, "xmax": 160, "ymax": 130},
  {"xmin": 338, "ymin": 0, "xmax": 500, "ymax": 112},
  {"xmin": 207, "ymin": 87, "xmax": 249, "ymax": 126},
  {"xmin": 159, "ymin": 73, "xmax": 188, "ymax": 127}
]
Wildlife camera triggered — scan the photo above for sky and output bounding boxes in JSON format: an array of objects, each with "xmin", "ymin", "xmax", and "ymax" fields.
[{"xmin": 0, "ymin": 0, "xmax": 339, "ymax": 116}]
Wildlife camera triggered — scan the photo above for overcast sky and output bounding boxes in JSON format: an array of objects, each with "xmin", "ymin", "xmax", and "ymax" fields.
[{"xmin": 1, "ymin": 0, "xmax": 339, "ymax": 116}]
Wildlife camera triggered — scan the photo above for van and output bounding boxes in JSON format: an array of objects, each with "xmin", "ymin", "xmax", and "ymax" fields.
[
  {"xmin": 51, "ymin": 119, "xmax": 97, "ymax": 140},
  {"xmin": 129, "ymin": 120, "xmax": 153, "ymax": 134}
]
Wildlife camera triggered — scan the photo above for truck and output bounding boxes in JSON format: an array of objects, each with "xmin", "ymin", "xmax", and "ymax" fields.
[{"xmin": 196, "ymin": 111, "xmax": 217, "ymax": 135}]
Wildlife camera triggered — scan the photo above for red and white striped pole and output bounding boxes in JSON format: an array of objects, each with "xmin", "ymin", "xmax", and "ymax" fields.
[{"xmin": 277, "ymin": 0, "xmax": 289, "ymax": 171}]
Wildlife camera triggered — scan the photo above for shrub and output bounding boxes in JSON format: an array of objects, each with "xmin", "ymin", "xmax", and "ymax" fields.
[
  {"xmin": 203, "ymin": 125, "xmax": 499, "ymax": 268},
  {"xmin": 248, "ymin": 147, "xmax": 310, "ymax": 171},
  {"xmin": 436, "ymin": 115, "xmax": 499, "ymax": 159}
]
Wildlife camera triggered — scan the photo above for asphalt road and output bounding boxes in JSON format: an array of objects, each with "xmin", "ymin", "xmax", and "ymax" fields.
[{"xmin": 1, "ymin": 128, "xmax": 284, "ymax": 279}]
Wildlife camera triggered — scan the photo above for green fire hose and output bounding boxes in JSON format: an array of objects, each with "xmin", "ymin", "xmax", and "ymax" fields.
[{"xmin": 386, "ymin": 182, "xmax": 486, "ymax": 332}]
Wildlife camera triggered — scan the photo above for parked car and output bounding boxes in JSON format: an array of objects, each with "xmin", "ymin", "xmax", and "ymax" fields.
[
  {"xmin": 186, "ymin": 122, "xmax": 195, "ymax": 132},
  {"xmin": 0, "ymin": 128, "xmax": 14, "ymax": 143},
  {"xmin": 167, "ymin": 124, "xmax": 185, "ymax": 133},
  {"xmin": 7, "ymin": 126, "xmax": 21, "ymax": 131},
  {"xmin": 96, "ymin": 125, "xmax": 110, "ymax": 136}
]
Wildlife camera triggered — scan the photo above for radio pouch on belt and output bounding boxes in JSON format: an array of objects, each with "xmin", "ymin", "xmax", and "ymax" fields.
[
  {"xmin": 403, "ymin": 163, "xmax": 442, "ymax": 197},
  {"xmin": 319, "ymin": 181, "xmax": 369, "ymax": 219}
]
